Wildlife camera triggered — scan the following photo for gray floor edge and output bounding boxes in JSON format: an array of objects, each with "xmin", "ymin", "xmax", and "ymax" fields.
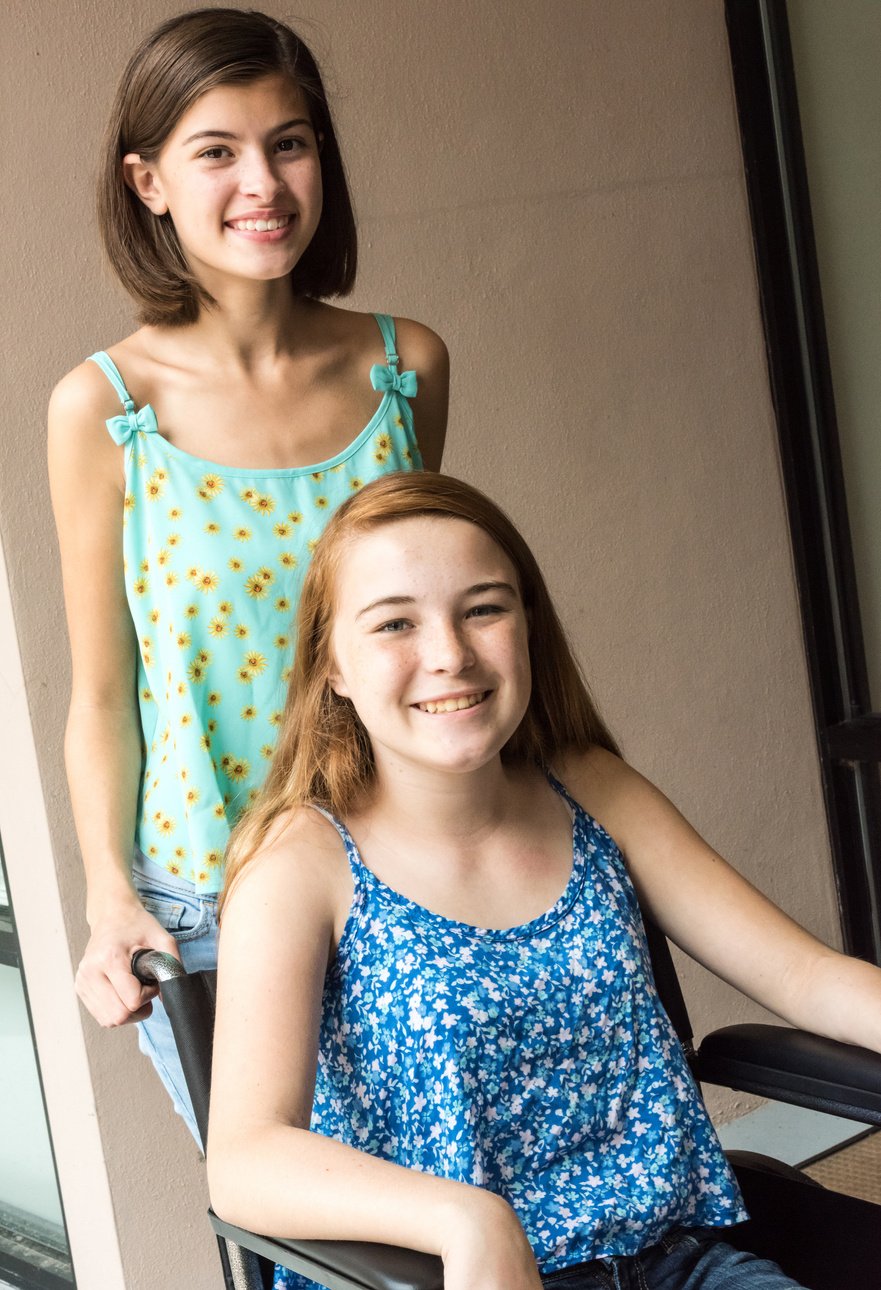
[{"xmin": 716, "ymin": 1100, "xmax": 870, "ymax": 1167}]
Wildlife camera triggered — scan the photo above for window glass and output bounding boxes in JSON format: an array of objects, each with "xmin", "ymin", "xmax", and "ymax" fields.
[
  {"xmin": 787, "ymin": 1, "xmax": 881, "ymax": 707},
  {"xmin": 0, "ymin": 845, "xmax": 75, "ymax": 1288}
]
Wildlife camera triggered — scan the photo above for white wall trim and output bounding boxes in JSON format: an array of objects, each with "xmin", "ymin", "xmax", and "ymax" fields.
[{"xmin": 0, "ymin": 534, "xmax": 125, "ymax": 1290}]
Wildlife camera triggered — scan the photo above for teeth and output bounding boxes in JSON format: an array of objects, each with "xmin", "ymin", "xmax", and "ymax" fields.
[
  {"xmin": 417, "ymin": 693, "xmax": 486, "ymax": 714},
  {"xmin": 231, "ymin": 216, "xmax": 291, "ymax": 232}
]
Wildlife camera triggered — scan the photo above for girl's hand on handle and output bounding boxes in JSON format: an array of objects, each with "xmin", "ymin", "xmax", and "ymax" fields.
[
  {"xmin": 75, "ymin": 893, "xmax": 180, "ymax": 1027},
  {"xmin": 440, "ymin": 1190, "xmax": 545, "ymax": 1290}
]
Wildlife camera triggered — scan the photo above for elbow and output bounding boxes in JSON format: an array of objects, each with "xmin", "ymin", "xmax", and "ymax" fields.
[
  {"xmin": 206, "ymin": 1119, "xmax": 248, "ymax": 1224},
  {"xmin": 206, "ymin": 1114, "xmax": 250, "ymax": 1222},
  {"xmin": 207, "ymin": 1117, "xmax": 314, "ymax": 1234},
  {"xmin": 205, "ymin": 1120, "xmax": 278, "ymax": 1228},
  {"xmin": 206, "ymin": 1140, "xmax": 249, "ymax": 1227}
]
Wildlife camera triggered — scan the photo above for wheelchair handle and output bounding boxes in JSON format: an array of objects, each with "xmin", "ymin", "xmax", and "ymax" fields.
[{"xmin": 131, "ymin": 948, "xmax": 187, "ymax": 984}]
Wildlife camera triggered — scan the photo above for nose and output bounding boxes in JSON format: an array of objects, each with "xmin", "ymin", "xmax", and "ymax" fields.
[
  {"xmin": 426, "ymin": 620, "xmax": 475, "ymax": 674},
  {"xmin": 238, "ymin": 150, "xmax": 284, "ymax": 201}
]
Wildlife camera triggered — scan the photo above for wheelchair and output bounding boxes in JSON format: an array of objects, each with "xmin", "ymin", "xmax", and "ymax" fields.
[{"xmin": 133, "ymin": 912, "xmax": 881, "ymax": 1290}]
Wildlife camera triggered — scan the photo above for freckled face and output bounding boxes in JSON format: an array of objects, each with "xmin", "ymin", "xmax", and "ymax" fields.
[
  {"xmin": 131, "ymin": 74, "xmax": 323, "ymax": 289},
  {"xmin": 329, "ymin": 517, "xmax": 532, "ymax": 779}
]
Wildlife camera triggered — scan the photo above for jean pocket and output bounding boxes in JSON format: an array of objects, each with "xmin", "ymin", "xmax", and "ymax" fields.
[{"xmin": 137, "ymin": 886, "xmax": 210, "ymax": 941}]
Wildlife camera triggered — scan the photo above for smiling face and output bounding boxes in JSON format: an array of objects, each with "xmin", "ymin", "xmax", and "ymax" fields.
[
  {"xmin": 328, "ymin": 517, "xmax": 532, "ymax": 782},
  {"xmin": 124, "ymin": 73, "xmax": 323, "ymax": 293}
]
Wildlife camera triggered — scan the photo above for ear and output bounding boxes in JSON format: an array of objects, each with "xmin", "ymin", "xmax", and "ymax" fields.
[
  {"xmin": 122, "ymin": 152, "xmax": 169, "ymax": 216},
  {"xmin": 327, "ymin": 658, "xmax": 350, "ymax": 699}
]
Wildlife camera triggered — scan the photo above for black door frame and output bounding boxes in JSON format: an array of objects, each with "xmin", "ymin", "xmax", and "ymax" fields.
[{"xmin": 725, "ymin": 0, "xmax": 881, "ymax": 963}]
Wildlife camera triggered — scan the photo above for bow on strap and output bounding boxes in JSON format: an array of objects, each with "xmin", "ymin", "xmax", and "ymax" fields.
[
  {"xmin": 370, "ymin": 363, "xmax": 418, "ymax": 399},
  {"xmin": 105, "ymin": 399, "xmax": 159, "ymax": 446}
]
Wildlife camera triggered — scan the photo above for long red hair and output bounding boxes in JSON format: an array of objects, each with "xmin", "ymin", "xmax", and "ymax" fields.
[{"xmin": 222, "ymin": 473, "xmax": 618, "ymax": 909}]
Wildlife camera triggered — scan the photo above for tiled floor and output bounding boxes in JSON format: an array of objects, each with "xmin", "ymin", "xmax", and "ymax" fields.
[{"xmin": 803, "ymin": 1127, "xmax": 881, "ymax": 1203}]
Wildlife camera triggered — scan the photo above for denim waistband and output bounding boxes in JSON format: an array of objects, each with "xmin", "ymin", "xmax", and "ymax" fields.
[{"xmin": 540, "ymin": 1227, "xmax": 708, "ymax": 1286}]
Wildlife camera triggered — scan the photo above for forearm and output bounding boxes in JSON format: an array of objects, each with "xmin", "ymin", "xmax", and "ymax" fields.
[
  {"xmin": 791, "ymin": 945, "xmax": 881, "ymax": 1054},
  {"xmin": 207, "ymin": 1120, "xmax": 517, "ymax": 1258},
  {"xmin": 65, "ymin": 698, "xmax": 183, "ymax": 1024},
  {"xmin": 65, "ymin": 699, "xmax": 144, "ymax": 919}
]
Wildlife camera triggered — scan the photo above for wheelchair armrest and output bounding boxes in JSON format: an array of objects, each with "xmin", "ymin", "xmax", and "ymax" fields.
[
  {"xmin": 696, "ymin": 1024, "xmax": 881, "ymax": 1125},
  {"xmin": 211, "ymin": 1213, "xmax": 444, "ymax": 1290}
]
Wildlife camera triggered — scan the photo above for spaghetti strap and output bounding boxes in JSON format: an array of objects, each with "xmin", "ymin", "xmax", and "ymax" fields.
[
  {"xmin": 547, "ymin": 770, "xmax": 580, "ymax": 814},
  {"xmin": 86, "ymin": 351, "xmax": 159, "ymax": 446},
  {"xmin": 372, "ymin": 313, "xmax": 399, "ymax": 366},
  {"xmin": 310, "ymin": 805, "xmax": 368, "ymax": 880},
  {"xmin": 370, "ymin": 314, "xmax": 418, "ymax": 399},
  {"xmin": 87, "ymin": 351, "xmax": 134, "ymax": 408}
]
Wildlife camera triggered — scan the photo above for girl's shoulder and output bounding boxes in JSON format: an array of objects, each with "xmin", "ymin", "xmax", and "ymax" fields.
[
  {"xmin": 48, "ymin": 327, "xmax": 153, "ymax": 434},
  {"xmin": 316, "ymin": 303, "xmax": 448, "ymax": 374},
  {"xmin": 308, "ymin": 304, "xmax": 448, "ymax": 467},
  {"xmin": 49, "ymin": 356, "xmax": 125, "ymax": 430},
  {"xmin": 553, "ymin": 746, "xmax": 653, "ymax": 854},
  {"xmin": 555, "ymin": 744, "xmax": 631, "ymax": 806},
  {"xmin": 223, "ymin": 805, "xmax": 353, "ymax": 930},
  {"xmin": 218, "ymin": 807, "xmax": 354, "ymax": 1008},
  {"xmin": 48, "ymin": 347, "xmax": 141, "ymax": 482},
  {"xmin": 393, "ymin": 314, "xmax": 449, "ymax": 373}
]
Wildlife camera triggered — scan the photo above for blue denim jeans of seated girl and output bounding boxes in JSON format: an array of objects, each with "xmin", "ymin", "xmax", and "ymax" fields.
[
  {"xmin": 132, "ymin": 850, "xmax": 218, "ymax": 1147},
  {"xmin": 540, "ymin": 1228, "xmax": 806, "ymax": 1290}
]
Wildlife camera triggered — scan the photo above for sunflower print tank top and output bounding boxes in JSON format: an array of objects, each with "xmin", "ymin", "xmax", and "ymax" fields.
[{"xmin": 88, "ymin": 314, "xmax": 421, "ymax": 894}]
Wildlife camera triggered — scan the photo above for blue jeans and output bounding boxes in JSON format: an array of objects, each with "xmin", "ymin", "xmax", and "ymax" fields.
[
  {"xmin": 132, "ymin": 851, "xmax": 218, "ymax": 1146},
  {"xmin": 541, "ymin": 1229, "xmax": 806, "ymax": 1289}
]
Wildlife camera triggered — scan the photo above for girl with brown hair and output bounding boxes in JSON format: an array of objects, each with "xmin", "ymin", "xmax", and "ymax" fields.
[
  {"xmin": 210, "ymin": 472, "xmax": 881, "ymax": 1290},
  {"xmin": 48, "ymin": 8, "xmax": 448, "ymax": 1140}
]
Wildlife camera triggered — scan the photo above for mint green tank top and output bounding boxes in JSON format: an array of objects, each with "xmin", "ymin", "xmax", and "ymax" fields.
[{"xmin": 89, "ymin": 314, "xmax": 422, "ymax": 894}]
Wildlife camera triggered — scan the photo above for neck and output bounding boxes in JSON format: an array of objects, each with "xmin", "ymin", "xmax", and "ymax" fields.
[
  {"xmin": 366, "ymin": 757, "xmax": 523, "ymax": 847},
  {"xmin": 180, "ymin": 276, "xmax": 314, "ymax": 370}
]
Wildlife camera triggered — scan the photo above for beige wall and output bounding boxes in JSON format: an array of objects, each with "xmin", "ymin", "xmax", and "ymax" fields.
[{"xmin": 1, "ymin": 1, "xmax": 839, "ymax": 1286}]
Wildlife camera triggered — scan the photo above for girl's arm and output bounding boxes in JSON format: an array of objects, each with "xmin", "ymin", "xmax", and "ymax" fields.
[
  {"xmin": 48, "ymin": 364, "xmax": 180, "ymax": 1026},
  {"xmin": 561, "ymin": 747, "xmax": 881, "ymax": 1053},
  {"xmin": 396, "ymin": 318, "xmax": 449, "ymax": 471},
  {"xmin": 208, "ymin": 812, "xmax": 542, "ymax": 1290}
]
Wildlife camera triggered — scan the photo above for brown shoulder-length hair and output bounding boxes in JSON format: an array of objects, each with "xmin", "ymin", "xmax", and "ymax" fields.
[
  {"xmin": 222, "ymin": 472, "xmax": 619, "ymax": 909},
  {"xmin": 98, "ymin": 8, "xmax": 356, "ymax": 326}
]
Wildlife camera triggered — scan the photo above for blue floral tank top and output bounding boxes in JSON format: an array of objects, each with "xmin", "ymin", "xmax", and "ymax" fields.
[
  {"xmin": 274, "ymin": 774, "xmax": 745, "ymax": 1288},
  {"xmin": 88, "ymin": 314, "xmax": 421, "ymax": 894}
]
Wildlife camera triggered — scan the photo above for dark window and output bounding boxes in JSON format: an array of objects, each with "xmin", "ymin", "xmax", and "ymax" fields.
[{"xmin": 725, "ymin": 0, "xmax": 881, "ymax": 963}]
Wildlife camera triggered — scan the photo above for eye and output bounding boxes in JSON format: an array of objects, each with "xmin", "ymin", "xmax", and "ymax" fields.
[
  {"xmin": 276, "ymin": 135, "xmax": 309, "ymax": 154},
  {"xmin": 198, "ymin": 146, "xmax": 231, "ymax": 161},
  {"xmin": 466, "ymin": 603, "xmax": 506, "ymax": 619},
  {"xmin": 376, "ymin": 618, "xmax": 412, "ymax": 634}
]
